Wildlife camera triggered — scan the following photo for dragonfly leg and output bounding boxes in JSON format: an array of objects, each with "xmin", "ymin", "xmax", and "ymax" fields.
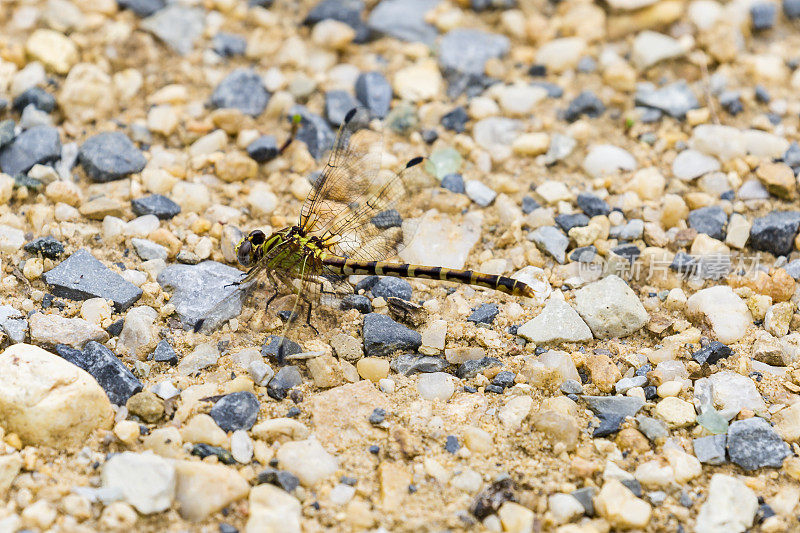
[{"xmin": 302, "ymin": 297, "xmax": 319, "ymax": 334}]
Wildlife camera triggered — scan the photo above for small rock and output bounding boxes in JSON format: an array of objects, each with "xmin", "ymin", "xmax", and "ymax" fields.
[
  {"xmin": 583, "ymin": 395, "xmax": 644, "ymax": 419},
  {"xmin": 517, "ymin": 298, "xmax": 592, "ymax": 344},
  {"xmin": 0, "ymin": 125, "xmax": 61, "ymax": 177},
  {"xmin": 582, "ymin": 144, "xmax": 637, "ymax": 179},
  {"xmin": 247, "ymin": 484, "xmax": 302, "ymax": 532},
  {"xmin": 686, "ymin": 286, "xmax": 751, "ymax": 344},
  {"xmin": 635, "ymin": 81, "xmax": 699, "ymax": 120},
  {"xmin": 78, "ymin": 132, "xmax": 146, "ymax": 183},
  {"xmin": 355, "ymin": 71, "xmax": 392, "ymax": 119},
  {"xmin": 371, "ymin": 277, "xmax": 412, "ymax": 300},
  {"xmin": 727, "ymin": 417, "xmax": 790, "ymax": 470},
  {"xmin": 691, "ymin": 341, "xmax": 732, "ymax": 365},
  {"xmin": 210, "ymin": 69, "xmax": 270, "ymax": 117},
  {"xmin": 417, "ymin": 372, "xmax": 455, "ymax": 401},
  {"xmin": 56, "ymin": 341, "xmax": 143, "ymax": 405},
  {"xmin": 367, "ymin": 0, "xmax": 439, "ymax": 44},
  {"xmin": 695, "ymin": 474, "xmax": 758, "ymax": 532},
  {"xmin": 749, "ymin": 211, "xmax": 800, "ymax": 257},
  {"xmin": 751, "ymin": 2, "xmax": 777, "ymax": 30},
  {"xmin": 0, "ymin": 344, "xmax": 113, "ymax": 448},
  {"xmin": 292, "ymin": 106, "xmax": 336, "ymax": 160},
  {"xmin": 101, "ymin": 452, "xmax": 176, "ymax": 514},
  {"xmin": 688, "ymin": 206, "xmax": 728, "ymax": 240},
  {"xmin": 29, "ymin": 314, "xmax": 109, "ymax": 349},
  {"xmin": 631, "ymin": 31, "xmax": 684, "ymax": 69},
  {"xmin": 276, "ymin": 438, "xmax": 338, "ymax": 486},
  {"xmin": 563, "ymin": 91, "xmax": 605, "ymax": 122},
  {"xmin": 362, "ymin": 313, "xmax": 421, "ymax": 357},
  {"xmin": 210, "ymin": 391, "xmax": 260, "ymax": 432},
  {"xmin": 573, "ymin": 275, "xmax": 648, "ymax": 338},
  {"xmin": 594, "ymin": 479, "xmax": 652, "ymax": 529},
  {"xmin": 141, "ymin": 5, "xmax": 205, "ymax": 56},
  {"xmin": 212, "ymin": 32, "xmax": 247, "ymax": 57},
  {"xmin": 131, "ymin": 195, "xmax": 181, "ymax": 220},
  {"xmin": 324, "ymin": 90, "xmax": 359, "ymax": 126},
  {"xmin": 693, "ymin": 434, "xmax": 727, "ymax": 465},
  {"xmin": 654, "ymin": 397, "xmax": 696, "ymax": 428},
  {"xmin": 173, "ymin": 460, "xmax": 249, "ymax": 521},
  {"xmin": 529, "ymin": 226, "xmax": 568, "ymax": 263}
]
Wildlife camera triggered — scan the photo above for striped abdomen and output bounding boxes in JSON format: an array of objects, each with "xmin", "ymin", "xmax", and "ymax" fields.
[{"xmin": 322, "ymin": 256, "xmax": 535, "ymax": 298}]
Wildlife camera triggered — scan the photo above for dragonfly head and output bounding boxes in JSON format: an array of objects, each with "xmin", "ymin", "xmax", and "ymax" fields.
[{"xmin": 236, "ymin": 229, "xmax": 269, "ymax": 267}]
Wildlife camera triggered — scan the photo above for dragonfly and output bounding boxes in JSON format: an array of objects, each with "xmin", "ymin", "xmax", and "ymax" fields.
[{"xmin": 198, "ymin": 107, "xmax": 535, "ymax": 358}]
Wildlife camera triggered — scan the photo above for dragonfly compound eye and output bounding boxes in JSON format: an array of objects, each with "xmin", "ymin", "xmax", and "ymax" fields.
[
  {"xmin": 249, "ymin": 229, "xmax": 266, "ymax": 245},
  {"xmin": 236, "ymin": 239, "xmax": 253, "ymax": 266}
]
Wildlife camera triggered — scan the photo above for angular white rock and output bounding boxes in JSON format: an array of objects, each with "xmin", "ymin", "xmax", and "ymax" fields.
[
  {"xmin": 101, "ymin": 451, "xmax": 176, "ymax": 514},
  {"xmin": 518, "ymin": 297, "xmax": 593, "ymax": 343},
  {"xmin": 276, "ymin": 438, "xmax": 338, "ymax": 486},
  {"xmin": 572, "ymin": 275, "xmax": 649, "ymax": 338},
  {"xmin": 583, "ymin": 145, "xmax": 637, "ymax": 179},
  {"xmin": 686, "ymin": 286, "xmax": 751, "ymax": 344},
  {"xmin": 695, "ymin": 474, "xmax": 758, "ymax": 533}
]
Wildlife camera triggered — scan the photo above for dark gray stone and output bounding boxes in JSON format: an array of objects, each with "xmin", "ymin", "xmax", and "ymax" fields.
[
  {"xmin": 371, "ymin": 209, "xmax": 402, "ymax": 229},
  {"xmin": 191, "ymin": 443, "xmax": 235, "ymax": 464},
  {"xmin": 445, "ymin": 435, "xmax": 460, "ymax": 453},
  {"xmin": 290, "ymin": 105, "xmax": 336, "ymax": 160},
  {"xmin": 441, "ymin": 107, "xmax": 468, "ymax": 133},
  {"xmin": 325, "ymin": 90, "xmax": 360, "ymax": 126},
  {"xmin": 560, "ymin": 379, "xmax": 583, "ymax": 394},
  {"xmin": 531, "ymin": 81, "xmax": 563, "ymax": 98},
  {"xmin": 210, "ymin": 391, "xmax": 260, "ymax": 431},
  {"xmin": 246, "ymin": 135, "xmax": 279, "ymax": 163},
  {"xmin": 593, "ymin": 412, "xmax": 625, "ymax": 437},
  {"xmin": 751, "ymin": 2, "xmax": 776, "ymax": 29},
  {"xmin": 491, "ymin": 370, "xmax": 515, "ymax": 388},
  {"xmin": 784, "ymin": 141, "xmax": 800, "ymax": 172},
  {"xmin": 367, "ymin": 0, "xmax": 439, "ymax": 44},
  {"xmin": 727, "ymin": 417, "xmax": 790, "ymax": 470},
  {"xmin": 141, "ymin": 5, "xmax": 205, "ymax": 55},
  {"xmin": 355, "ymin": 72, "xmax": 392, "ymax": 118},
  {"xmin": 152, "ymin": 339, "xmax": 178, "ymax": 364},
  {"xmin": 362, "ymin": 313, "xmax": 421, "ymax": 357},
  {"xmin": 749, "ymin": 211, "xmax": 800, "ymax": 256},
  {"xmin": 571, "ymin": 487, "xmax": 596, "ymax": 517},
  {"xmin": 43, "ymin": 249, "xmax": 142, "ymax": 312},
  {"xmin": 371, "ymin": 277, "xmax": 412, "ymax": 300},
  {"xmin": 24, "ymin": 236, "xmax": 65, "ymax": 259},
  {"xmin": 339, "ymin": 294, "xmax": 372, "ymax": 313},
  {"xmin": 456, "ymin": 357, "xmax": 501, "ymax": 379},
  {"xmin": 636, "ymin": 415, "xmax": 669, "ymax": 442},
  {"xmin": 441, "ymin": 173, "xmax": 465, "ymax": 194},
  {"xmin": 467, "ymin": 303, "xmax": 499, "ymax": 324},
  {"xmin": 118, "ymin": 0, "xmax": 165, "ymax": 17},
  {"xmin": 305, "ymin": 0, "xmax": 370, "ymax": 43},
  {"xmin": 257, "ymin": 468, "xmax": 300, "ymax": 492},
  {"xmin": 12, "ymin": 87, "xmax": 56, "ymax": 113},
  {"xmin": 521, "ymin": 195, "xmax": 539, "ymax": 214},
  {"xmin": 693, "ymin": 434, "xmax": 727, "ymax": 465},
  {"xmin": 56, "ymin": 342, "xmax": 142, "ymax": 405},
  {"xmin": 268, "ymin": 366, "xmax": 302, "ymax": 400},
  {"xmin": 262, "ymin": 336, "xmax": 303, "ymax": 363},
  {"xmin": 131, "ymin": 194, "xmax": 181, "ymax": 219},
  {"xmin": 210, "ymin": 69, "xmax": 270, "ymax": 117},
  {"xmin": 634, "ymin": 81, "xmax": 700, "ymax": 120},
  {"xmin": 0, "ymin": 125, "xmax": 61, "ymax": 177},
  {"xmin": 719, "ymin": 91, "xmax": 743, "ymax": 115},
  {"xmin": 577, "ymin": 192, "xmax": 610, "ymax": 217},
  {"xmin": 78, "ymin": 132, "xmax": 146, "ymax": 182},
  {"xmin": 563, "ymin": 91, "xmax": 605, "ymax": 122},
  {"xmin": 785, "ymin": 0, "xmax": 800, "ymax": 19},
  {"xmin": 692, "ymin": 341, "xmax": 732, "ymax": 365},
  {"xmin": 582, "ymin": 395, "xmax": 645, "ymax": 419},
  {"xmin": 390, "ymin": 354, "xmax": 448, "ymax": 375},
  {"xmin": 157, "ymin": 261, "xmax": 246, "ymax": 331},
  {"xmin": 212, "ymin": 33, "xmax": 247, "ymax": 57},
  {"xmin": 0, "ymin": 120, "xmax": 15, "ymax": 150},
  {"xmin": 688, "ymin": 206, "xmax": 728, "ymax": 240},
  {"xmin": 555, "ymin": 213, "xmax": 590, "ymax": 233}
]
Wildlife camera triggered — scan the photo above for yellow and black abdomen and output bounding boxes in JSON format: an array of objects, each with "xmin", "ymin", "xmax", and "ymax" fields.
[{"xmin": 322, "ymin": 256, "xmax": 535, "ymax": 298}]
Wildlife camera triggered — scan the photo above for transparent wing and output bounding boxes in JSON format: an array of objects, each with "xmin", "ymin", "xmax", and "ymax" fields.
[{"xmin": 300, "ymin": 107, "xmax": 429, "ymax": 262}]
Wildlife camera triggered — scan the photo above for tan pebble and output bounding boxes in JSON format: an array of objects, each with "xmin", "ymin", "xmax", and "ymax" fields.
[
  {"xmin": 660, "ymin": 194, "xmax": 688, "ymax": 228},
  {"xmin": 532, "ymin": 410, "xmax": 578, "ymax": 451},
  {"xmin": 356, "ymin": 357, "xmax": 389, "ymax": 382},
  {"xmin": 656, "ymin": 380, "xmax": 682, "ymax": 398},
  {"xmin": 142, "ymin": 427, "xmax": 183, "ymax": 458},
  {"xmin": 45, "ymin": 180, "xmax": 82, "ymax": 206},
  {"xmin": 378, "ymin": 461, "xmax": 411, "ymax": 506},
  {"xmin": 594, "ymin": 479, "xmax": 652, "ymax": 529},
  {"xmin": 126, "ymin": 391, "xmax": 165, "ymax": 423},
  {"xmin": 770, "ymin": 268, "xmax": 795, "ymax": 303},
  {"xmin": 615, "ymin": 428, "xmax": 651, "ymax": 454},
  {"xmin": 79, "ymin": 197, "xmax": 125, "ymax": 220},
  {"xmin": 99, "ymin": 501, "xmax": 138, "ymax": 531},
  {"xmin": 586, "ymin": 353, "xmax": 621, "ymax": 393},
  {"xmin": 311, "ymin": 19, "xmax": 355, "ymax": 49},
  {"xmin": 210, "ymin": 108, "xmax": 250, "ymax": 135},
  {"xmin": 307, "ymin": 354, "xmax": 344, "ymax": 388},
  {"xmin": 147, "ymin": 105, "xmax": 179, "ymax": 136},
  {"xmin": 113, "ymin": 420, "xmax": 140, "ymax": 446},
  {"xmin": 21, "ymin": 500, "xmax": 57, "ymax": 530},
  {"xmin": 180, "ymin": 414, "xmax": 227, "ymax": 447},
  {"xmin": 22, "ymin": 258, "xmax": 43, "ymax": 280},
  {"xmin": 26, "ymin": 29, "xmax": 78, "ymax": 74},
  {"xmin": 512, "ymin": 133, "xmax": 549, "ymax": 156},
  {"xmin": 215, "ymin": 151, "xmax": 258, "ymax": 182},
  {"xmin": 222, "ymin": 376, "xmax": 255, "ymax": 394},
  {"xmin": 462, "ymin": 426, "xmax": 493, "ymax": 454},
  {"xmin": 654, "ymin": 397, "xmax": 696, "ymax": 428},
  {"xmin": 147, "ymin": 228, "xmax": 181, "ymax": 258},
  {"xmin": 756, "ymin": 162, "xmax": 796, "ymax": 200},
  {"xmin": 393, "ymin": 60, "xmax": 443, "ymax": 102},
  {"xmin": 498, "ymin": 501, "xmax": 537, "ymax": 533}
]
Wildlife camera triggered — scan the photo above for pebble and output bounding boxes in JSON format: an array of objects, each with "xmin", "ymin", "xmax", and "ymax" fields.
[
  {"xmin": 26, "ymin": 29, "xmax": 78, "ymax": 74},
  {"xmin": 686, "ymin": 286, "xmax": 751, "ymax": 344},
  {"xmin": 367, "ymin": 0, "xmax": 439, "ymax": 44},
  {"xmin": 391, "ymin": 354, "xmax": 448, "ymax": 375},
  {"xmin": 751, "ymin": 2, "xmax": 777, "ymax": 30},
  {"xmin": 583, "ymin": 395, "xmax": 645, "ymax": 419},
  {"xmin": 695, "ymin": 474, "xmax": 758, "ymax": 532},
  {"xmin": 157, "ymin": 261, "xmax": 245, "ymax": 332},
  {"xmin": 0, "ymin": 125, "xmax": 61, "ymax": 177},
  {"xmin": 268, "ymin": 366, "xmax": 303, "ymax": 400},
  {"xmin": 212, "ymin": 33, "xmax": 247, "ymax": 57},
  {"xmin": 654, "ymin": 397, "xmax": 696, "ymax": 427},
  {"xmin": 56, "ymin": 341, "xmax": 143, "ymax": 406},
  {"xmin": 438, "ymin": 28, "xmax": 509, "ymax": 77},
  {"xmin": 141, "ymin": 5, "xmax": 205, "ymax": 56},
  {"xmin": 693, "ymin": 434, "xmax": 727, "ymax": 465},
  {"xmin": 0, "ymin": 344, "xmax": 113, "ymax": 448},
  {"xmin": 210, "ymin": 69, "xmax": 270, "ymax": 117},
  {"xmin": 563, "ymin": 91, "xmax": 605, "ymax": 122},
  {"xmin": 355, "ymin": 71, "xmax": 392, "ymax": 118},
  {"xmin": 305, "ymin": 0, "xmax": 370, "ymax": 43},
  {"xmin": 29, "ymin": 313, "xmax": 109, "ymax": 348},
  {"xmin": 573, "ymin": 275, "xmax": 649, "ymax": 338},
  {"xmin": 101, "ymin": 452, "xmax": 176, "ymax": 514},
  {"xmin": 177, "ymin": 343, "xmax": 220, "ymax": 375},
  {"xmin": 417, "ymin": 372, "xmax": 455, "ymax": 401},
  {"xmin": 43, "ymin": 249, "xmax": 142, "ymax": 312},
  {"xmin": 727, "ymin": 417, "xmax": 790, "ymax": 470},
  {"xmin": 529, "ymin": 226, "xmax": 568, "ymax": 263},
  {"xmin": 635, "ymin": 81, "xmax": 699, "ymax": 119},
  {"xmin": 209, "ymin": 391, "xmax": 260, "ymax": 432},
  {"xmin": 325, "ymin": 90, "xmax": 360, "ymax": 126},
  {"xmin": 517, "ymin": 298, "xmax": 592, "ymax": 344},
  {"xmin": 465, "ymin": 180, "xmax": 497, "ymax": 207},
  {"xmin": 276, "ymin": 438, "xmax": 338, "ymax": 486},
  {"xmin": 131, "ymin": 194, "xmax": 181, "ymax": 220},
  {"xmin": 786, "ymin": 0, "xmax": 800, "ymax": 18},
  {"xmin": 362, "ymin": 313, "xmax": 422, "ymax": 357},
  {"xmin": 535, "ymin": 37, "xmax": 586, "ymax": 73},
  {"xmin": 582, "ymin": 144, "xmax": 637, "ymax": 178},
  {"xmin": 692, "ymin": 341, "xmax": 732, "ymax": 365},
  {"xmin": 441, "ymin": 107, "xmax": 468, "ymax": 133},
  {"xmin": 672, "ymin": 149, "xmax": 720, "ymax": 180},
  {"xmin": 247, "ymin": 135, "xmax": 279, "ymax": 163},
  {"xmin": 631, "ymin": 31, "xmax": 685, "ymax": 69},
  {"xmin": 749, "ymin": 211, "xmax": 800, "ymax": 256},
  {"xmin": 13, "ymin": 87, "xmax": 56, "ymax": 113},
  {"xmin": 293, "ymin": 106, "xmax": 336, "ymax": 159},
  {"xmin": 173, "ymin": 460, "xmax": 249, "ymax": 521},
  {"xmin": 594, "ymin": 479, "xmax": 652, "ymax": 529},
  {"xmin": 688, "ymin": 206, "xmax": 728, "ymax": 241},
  {"xmin": 371, "ymin": 277, "xmax": 412, "ymax": 300}
]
